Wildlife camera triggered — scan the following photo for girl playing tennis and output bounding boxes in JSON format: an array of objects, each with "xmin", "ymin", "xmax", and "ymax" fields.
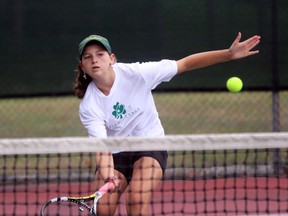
[{"xmin": 74, "ymin": 33, "xmax": 260, "ymax": 216}]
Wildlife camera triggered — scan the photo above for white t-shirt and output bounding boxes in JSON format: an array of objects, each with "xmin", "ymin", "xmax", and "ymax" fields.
[{"xmin": 79, "ymin": 59, "xmax": 178, "ymax": 139}]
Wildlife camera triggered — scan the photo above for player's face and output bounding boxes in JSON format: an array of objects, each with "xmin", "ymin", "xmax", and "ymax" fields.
[{"xmin": 80, "ymin": 44, "xmax": 115, "ymax": 78}]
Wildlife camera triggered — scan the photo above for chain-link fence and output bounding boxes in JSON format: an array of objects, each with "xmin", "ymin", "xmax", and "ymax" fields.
[{"xmin": 0, "ymin": 0, "xmax": 287, "ymax": 138}]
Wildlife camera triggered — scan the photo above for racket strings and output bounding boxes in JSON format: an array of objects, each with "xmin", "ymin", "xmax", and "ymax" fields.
[{"xmin": 43, "ymin": 201, "xmax": 92, "ymax": 216}]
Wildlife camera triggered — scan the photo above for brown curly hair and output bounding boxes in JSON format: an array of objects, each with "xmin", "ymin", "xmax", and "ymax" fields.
[{"xmin": 73, "ymin": 62, "xmax": 92, "ymax": 99}]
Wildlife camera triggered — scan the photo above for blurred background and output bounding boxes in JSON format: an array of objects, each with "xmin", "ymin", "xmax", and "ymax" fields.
[{"xmin": 0, "ymin": 0, "xmax": 287, "ymax": 138}]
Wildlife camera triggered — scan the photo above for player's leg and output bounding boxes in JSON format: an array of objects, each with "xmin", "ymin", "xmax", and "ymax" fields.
[
  {"xmin": 126, "ymin": 156, "xmax": 164, "ymax": 216},
  {"xmin": 94, "ymin": 169, "xmax": 128, "ymax": 216}
]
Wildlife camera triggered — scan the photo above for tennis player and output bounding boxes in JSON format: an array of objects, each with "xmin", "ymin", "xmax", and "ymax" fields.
[{"xmin": 74, "ymin": 33, "xmax": 260, "ymax": 216}]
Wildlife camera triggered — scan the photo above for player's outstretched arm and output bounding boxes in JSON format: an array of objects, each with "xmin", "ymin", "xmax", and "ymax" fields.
[{"xmin": 176, "ymin": 32, "xmax": 261, "ymax": 74}]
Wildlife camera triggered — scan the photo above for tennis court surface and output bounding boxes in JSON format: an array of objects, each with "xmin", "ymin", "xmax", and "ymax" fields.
[{"xmin": 1, "ymin": 133, "xmax": 288, "ymax": 215}]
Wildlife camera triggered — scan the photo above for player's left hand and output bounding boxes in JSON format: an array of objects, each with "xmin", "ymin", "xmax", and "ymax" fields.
[{"xmin": 229, "ymin": 32, "xmax": 261, "ymax": 60}]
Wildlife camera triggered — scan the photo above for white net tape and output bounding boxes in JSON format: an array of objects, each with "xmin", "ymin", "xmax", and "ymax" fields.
[{"xmin": 1, "ymin": 132, "xmax": 288, "ymax": 155}]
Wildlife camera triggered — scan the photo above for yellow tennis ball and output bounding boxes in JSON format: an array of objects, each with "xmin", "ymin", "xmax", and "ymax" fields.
[{"xmin": 226, "ymin": 77, "xmax": 243, "ymax": 93}]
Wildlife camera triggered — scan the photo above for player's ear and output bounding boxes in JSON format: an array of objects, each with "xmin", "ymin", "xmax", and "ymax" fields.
[
  {"xmin": 110, "ymin": 53, "xmax": 117, "ymax": 64},
  {"xmin": 79, "ymin": 60, "xmax": 85, "ymax": 71}
]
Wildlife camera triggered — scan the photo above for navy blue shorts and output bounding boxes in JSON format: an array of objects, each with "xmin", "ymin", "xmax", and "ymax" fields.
[{"xmin": 112, "ymin": 151, "xmax": 168, "ymax": 184}]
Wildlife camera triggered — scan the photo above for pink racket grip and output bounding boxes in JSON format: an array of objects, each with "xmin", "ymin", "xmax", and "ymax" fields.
[{"xmin": 98, "ymin": 182, "xmax": 115, "ymax": 195}]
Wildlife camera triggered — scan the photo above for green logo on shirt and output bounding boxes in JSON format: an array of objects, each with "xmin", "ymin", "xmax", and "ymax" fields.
[{"xmin": 112, "ymin": 102, "xmax": 126, "ymax": 119}]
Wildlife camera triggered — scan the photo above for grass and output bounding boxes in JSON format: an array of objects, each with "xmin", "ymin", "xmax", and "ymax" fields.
[
  {"xmin": 0, "ymin": 97, "xmax": 86, "ymax": 138},
  {"xmin": 0, "ymin": 91, "xmax": 288, "ymax": 138},
  {"xmin": 154, "ymin": 91, "xmax": 288, "ymax": 134}
]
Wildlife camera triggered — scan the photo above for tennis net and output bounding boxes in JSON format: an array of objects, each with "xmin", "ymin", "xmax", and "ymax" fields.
[{"xmin": 1, "ymin": 132, "xmax": 288, "ymax": 215}]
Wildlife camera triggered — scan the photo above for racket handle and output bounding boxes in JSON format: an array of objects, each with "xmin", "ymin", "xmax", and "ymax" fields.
[
  {"xmin": 93, "ymin": 182, "xmax": 114, "ymax": 215},
  {"xmin": 98, "ymin": 182, "xmax": 114, "ymax": 195}
]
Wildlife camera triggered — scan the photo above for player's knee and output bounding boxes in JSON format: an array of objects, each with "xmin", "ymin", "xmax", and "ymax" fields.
[
  {"xmin": 127, "ymin": 192, "xmax": 151, "ymax": 210},
  {"xmin": 97, "ymin": 204, "xmax": 117, "ymax": 216},
  {"xmin": 126, "ymin": 199, "xmax": 149, "ymax": 216}
]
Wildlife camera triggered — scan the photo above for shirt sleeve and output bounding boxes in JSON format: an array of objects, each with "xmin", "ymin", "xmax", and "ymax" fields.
[
  {"xmin": 79, "ymin": 105, "xmax": 107, "ymax": 138},
  {"xmin": 138, "ymin": 60, "xmax": 178, "ymax": 90}
]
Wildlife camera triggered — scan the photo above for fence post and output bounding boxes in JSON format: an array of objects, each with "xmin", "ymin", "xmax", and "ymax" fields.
[{"xmin": 271, "ymin": 0, "xmax": 281, "ymax": 176}]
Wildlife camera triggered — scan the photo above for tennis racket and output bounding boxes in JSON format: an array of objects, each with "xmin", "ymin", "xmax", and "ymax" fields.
[{"xmin": 40, "ymin": 182, "xmax": 114, "ymax": 216}]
